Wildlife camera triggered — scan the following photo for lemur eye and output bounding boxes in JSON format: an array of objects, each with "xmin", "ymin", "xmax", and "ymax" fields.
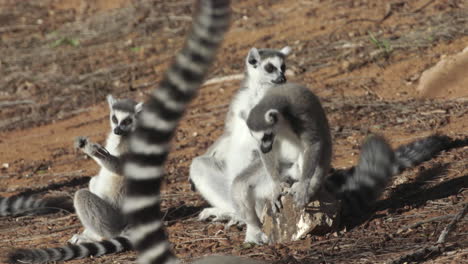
[
  {"xmin": 121, "ymin": 118, "xmax": 132, "ymax": 126},
  {"xmin": 280, "ymin": 64, "xmax": 286, "ymax": 72},
  {"xmin": 264, "ymin": 63, "xmax": 275, "ymax": 73},
  {"xmin": 111, "ymin": 115, "xmax": 118, "ymax": 124}
]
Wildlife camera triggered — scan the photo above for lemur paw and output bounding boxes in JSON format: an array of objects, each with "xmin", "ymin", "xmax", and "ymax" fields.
[
  {"xmin": 75, "ymin": 137, "xmax": 109, "ymax": 159},
  {"xmin": 198, "ymin": 208, "xmax": 235, "ymax": 222},
  {"xmin": 225, "ymin": 218, "xmax": 246, "ymax": 229},
  {"xmin": 290, "ymin": 182, "xmax": 309, "ymax": 209},
  {"xmin": 68, "ymin": 234, "xmax": 93, "ymax": 244},
  {"xmin": 244, "ymin": 227, "xmax": 269, "ymax": 244},
  {"xmin": 270, "ymin": 184, "xmax": 283, "ymax": 213},
  {"xmin": 74, "ymin": 136, "xmax": 89, "ymax": 149}
]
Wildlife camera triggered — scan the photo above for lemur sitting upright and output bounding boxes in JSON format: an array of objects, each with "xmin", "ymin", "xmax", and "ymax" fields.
[
  {"xmin": 189, "ymin": 46, "xmax": 292, "ymax": 228},
  {"xmin": 8, "ymin": 95, "xmax": 140, "ymax": 263},
  {"xmin": 69, "ymin": 95, "xmax": 142, "ymax": 244}
]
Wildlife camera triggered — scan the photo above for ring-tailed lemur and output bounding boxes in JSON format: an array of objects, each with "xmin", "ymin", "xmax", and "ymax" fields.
[
  {"xmin": 234, "ymin": 84, "xmax": 457, "ymax": 242},
  {"xmin": 122, "ymin": 0, "xmax": 266, "ymax": 263},
  {"xmin": 189, "ymin": 46, "xmax": 292, "ymax": 229},
  {"xmin": 0, "ymin": 194, "xmax": 72, "ymax": 216},
  {"xmin": 229, "ymin": 83, "xmax": 332, "ymax": 243},
  {"xmin": 246, "ymin": 83, "xmax": 332, "ymax": 209},
  {"xmin": 7, "ymin": 95, "xmax": 140, "ymax": 263}
]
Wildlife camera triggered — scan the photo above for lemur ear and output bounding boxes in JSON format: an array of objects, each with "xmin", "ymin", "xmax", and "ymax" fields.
[
  {"xmin": 106, "ymin": 95, "xmax": 115, "ymax": 109},
  {"xmin": 247, "ymin": 47, "xmax": 261, "ymax": 67},
  {"xmin": 135, "ymin": 102, "xmax": 143, "ymax": 113},
  {"xmin": 265, "ymin": 109, "xmax": 279, "ymax": 125},
  {"xmin": 280, "ymin": 46, "xmax": 292, "ymax": 56}
]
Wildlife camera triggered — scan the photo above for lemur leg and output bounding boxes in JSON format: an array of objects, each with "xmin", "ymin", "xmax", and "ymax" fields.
[
  {"xmin": 232, "ymin": 158, "xmax": 269, "ymax": 244},
  {"xmin": 69, "ymin": 189, "xmax": 126, "ymax": 244},
  {"xmin": 190, "ymin": 155, "xmax": 239, "ymax": 222},
  {"xmin": 75, "ymin": 136, "xmax": 121, "ymax": 174}
]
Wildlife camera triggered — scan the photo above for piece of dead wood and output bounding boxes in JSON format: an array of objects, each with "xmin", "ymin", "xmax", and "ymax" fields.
[
  {"xmin": 387, "ymin": 204, "xmax": 467, "ymax": 264},
  {"xmin": 397, "ymin": 214, "xmax": 455, "ymax": 234},
  {"xmin": 437, "ymin": 203, "xmax": 468, "ymax": 244},
  {"xmin": 262, "ymin": 189, "xmax": 340, "ymax": 243},
  {"xmin": 386, "ymin": 243, "xmax": 457, "ymax": 264}
]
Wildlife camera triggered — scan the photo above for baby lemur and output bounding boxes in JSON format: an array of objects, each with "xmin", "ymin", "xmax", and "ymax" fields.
[
  {"xmin": 190, "ymin": 45, "xmax": 292, "ymax": 232},
  {"xmin": 8, "ymin": 95, "xmax": 139, "ymax": 263}
]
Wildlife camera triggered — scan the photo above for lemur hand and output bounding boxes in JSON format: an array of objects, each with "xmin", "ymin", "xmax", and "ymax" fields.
[
  {"xmin": 74, "ymin": 136, "xmax": 88, "ymax": 149},
  {"xmin": 289, "ymin": 182, "xmax": 309, "ymax": 209},
  {"xmin": 270, "ymin": 183, "xmax": 283, "ymax": 213},
  {"xmin": 75, "ymin": 136, "xmax": 109, "ymax": 159}
]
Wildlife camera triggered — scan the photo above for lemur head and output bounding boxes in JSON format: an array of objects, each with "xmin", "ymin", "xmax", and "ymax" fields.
[
  {"xmin": 245, "ymin": 46, "xmax": 292, "ymax": 86},
  {"xmin": 107, "ymin": 95, "xmax": 143, "ymax": 137},
  {"xmin": 247, "ymin": 107, "xmax": 281, "ymax": 153}
]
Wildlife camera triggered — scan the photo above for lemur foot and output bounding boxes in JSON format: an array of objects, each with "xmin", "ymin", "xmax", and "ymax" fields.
[
  {"xmin": 68, "ymin": 234, "xmax": 94, "ymax": 244},
  {"xmin": 244, "ymin": 226, "xmax": 269, "ymax": 245},
  {"xmin": 198, "ymin": 208, "xmax": 238, "ymax": 223},
  {"xmin": 224, "ymin": 218, "xmax": 246, "ymax": 230}
]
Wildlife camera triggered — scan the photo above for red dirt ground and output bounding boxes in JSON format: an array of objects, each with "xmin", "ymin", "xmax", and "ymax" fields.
[{"xmin": 0, "ymin": 0, "xmax": 467, "ymax": 263}]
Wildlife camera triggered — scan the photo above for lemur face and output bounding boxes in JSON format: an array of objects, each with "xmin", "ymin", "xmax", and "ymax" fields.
[
  {"xmin": 250, "ymin": 129, "xmax": 275, "ymax": 153},
  {"xmin": 248, "ymin": 109, "xmax": 280, "ymax": 153},
  {"xmin": 246, "ymin": 47, "xmax": 291, "ymax": 86},
  {"xmin": 107, "ymin": 95, "xmax": 143, "ymax": 136}
]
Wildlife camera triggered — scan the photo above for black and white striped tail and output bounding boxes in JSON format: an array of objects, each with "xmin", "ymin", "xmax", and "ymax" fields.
[
  {"xmin": 7, "ymin": 236, "xmax": 131, "ymax": 264},
  {"xmin": 328, "ymin": 135, "xmax": 395, "ymax": 217},
  {"xmin": 0, "ymin": 195, "xmax": 72, "ymax": 217},
  {"xmin": 122, "ymin": 1, "xmax": 231, "ymax": 264},
  {"xmin": 392, "ymin": 134, "xmax": 452, "ymax": 174},
  {"xmin": 325, "ymin": 134, "xmax": 453, "ymax": 217}
]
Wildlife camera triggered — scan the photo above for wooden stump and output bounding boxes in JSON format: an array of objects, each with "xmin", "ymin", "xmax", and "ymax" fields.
[{"xmin": 261, "ymin": 189, "xmax": 341, "ymax": 243}]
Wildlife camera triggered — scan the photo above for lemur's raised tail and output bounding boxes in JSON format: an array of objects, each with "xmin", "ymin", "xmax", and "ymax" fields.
[{"xmin": 325, "ymin": 134, "xmax": 454, "ymax": 219}]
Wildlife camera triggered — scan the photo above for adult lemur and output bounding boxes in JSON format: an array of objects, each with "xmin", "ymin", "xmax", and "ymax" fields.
[
  {"xmin": 189, "ymin": 45, "xmax": 292, "ymax": 227},
  {"xmin": 8, "ymin": 95, "xmax": 140, "ymax": 263}
]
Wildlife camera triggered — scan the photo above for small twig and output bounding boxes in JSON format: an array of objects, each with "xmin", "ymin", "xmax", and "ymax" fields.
[
  {"xmin": 412, "ymin": 0, "xmax": 436, "ymax": 13},
  {"xmin": 437, "ymin": 203, "xmax": 468, "ymax": 244},
  {"xmin": 0, "ymin": 100, "xmax": 36, "ymax": 108},
  {"xmin": 397, "ymin": 214, "xmax": 454, "ymax": 234},
  {"xmin": 386, "ymin": 244, "xmax": 456, "ymax": 264}
]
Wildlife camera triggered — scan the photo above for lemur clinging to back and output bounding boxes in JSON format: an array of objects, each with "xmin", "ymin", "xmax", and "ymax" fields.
[
  {"xmin": 7, "ymin": 95, "xmax": 140, "ymax": 263},
  {"xmin": 189, "ymin": 45, "xmax": 292, "ymax": 229}
]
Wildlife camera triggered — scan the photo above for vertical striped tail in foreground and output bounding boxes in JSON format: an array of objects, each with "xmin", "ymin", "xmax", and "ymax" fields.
[
  {"xmin": 7, "ymin": 237, "xmax": 132, "ymax": 264},
  {"xmin": 0, "ymin": 194, "xmax": 73, "ymax": 217},
  {"xmin": 122, "ymin": 1, "xmax": 231, "ymax": 264}
]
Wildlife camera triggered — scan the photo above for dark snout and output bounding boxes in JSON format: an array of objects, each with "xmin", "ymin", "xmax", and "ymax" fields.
[
  {"xmin": 272, "ymin": 74, "xmax": 286, "ymax": 84},
  {"xmin": 114, "ymin": 127, "xmax": 125, "ymax": 135},
  {"xmin": 260, "ymin": 141, "xmax": 273, "ymax": 153}
]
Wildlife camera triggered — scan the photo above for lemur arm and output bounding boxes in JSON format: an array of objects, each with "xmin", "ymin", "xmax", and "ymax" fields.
[
  {"xmin": 75, "ymin": 136, "xmax": 123, "ymax": 175},
  {"xmin": 289, "ymin": 141, "xmax": 321, "ymax": 208},
  {"xmin": 299, "ymin": 142, "xmax": 321, "ymax": 184},
  {"xmin": 258, "ymin": 150, "xmax": 283, "ymax": 212}
]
